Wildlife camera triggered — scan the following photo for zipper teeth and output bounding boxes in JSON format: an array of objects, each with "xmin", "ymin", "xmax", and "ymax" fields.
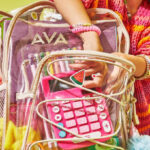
[{"xmin": 20, "ymin": 18, "xmax": 116, "ymax": 28}]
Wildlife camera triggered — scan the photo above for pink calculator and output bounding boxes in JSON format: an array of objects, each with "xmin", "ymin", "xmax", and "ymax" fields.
[{"xmin": 42, "ymin": 71, "xmax": 114, "ymax": 150}]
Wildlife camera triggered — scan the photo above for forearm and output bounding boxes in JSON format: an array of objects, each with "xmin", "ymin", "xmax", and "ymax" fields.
[
  {"xmin": 115, "ymin": 53, "xmax": 146, "ymax": 77},
  {"xmin": 54, "ymin": 0, "xmax": 103, "ymax": 52},
  {"xmin": 126, "ymin": 55, "xmax": 146, "ymax": 77},
  {"xmin": 54, "ymin": 0, "xmax": 91, "ymax": 25}
]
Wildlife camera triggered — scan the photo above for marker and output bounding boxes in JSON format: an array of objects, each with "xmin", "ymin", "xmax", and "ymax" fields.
[
  {"xmin": 65, "ymin": 59, "xmax": 70, "ymax": 72},
  {"xmin": 28, "ymin": 54, "xmax": 36, "ymax": 77},
  {"xmin": 72, "ymin": 47, "xmax": 77, "ymax": 50},
  {"xmin": 62, "ymin": 49, "xmax": 71, "ymax": 72},
  {"xmin": 46, "ymin": 51, "xmax": 54, "ymax": 75},
  {"xmin": 59, "ymin": 57, "xmax": 66, "ymax": 73},
  {"xmin": 67, "ymin": 48, "xmax": 74, "ymax": 64},
  {"xmin": 34, "ymin": 53, "xmax": 54, "ymax": 149},
  {"xmin": 54, "ymin": 58, "xmax": 60, "ymax": 74},
  {"xmin": 40, "ymin": 52, "xmax": 48, "ymax": 76}
]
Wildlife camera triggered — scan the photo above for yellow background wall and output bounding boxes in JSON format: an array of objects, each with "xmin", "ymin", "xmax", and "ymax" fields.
[{"xmin": 0, "ymin": 0, "xmax": 40, "ymax": 12}]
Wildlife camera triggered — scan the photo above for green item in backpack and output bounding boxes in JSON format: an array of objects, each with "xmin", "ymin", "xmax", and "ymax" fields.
[
  {"xmin": 95, "ymin": 136, "xmax": 120, "ymax": 150},
  {"xmin": 88, "ymin": 145, "xmax": 96, "ymax": 150},
  {"xmin": 78, "ymin": 145, "xmax": 96, "ymax": 150}
]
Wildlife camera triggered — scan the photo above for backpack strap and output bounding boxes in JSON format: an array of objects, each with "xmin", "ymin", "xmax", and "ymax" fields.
[
  {"xmin": 2, "ymin": 1, "xmax": 54, "ymax": 81},
  {"xmin": 0, "ymin": 11, "xmax": 12, "ymax": 18}
]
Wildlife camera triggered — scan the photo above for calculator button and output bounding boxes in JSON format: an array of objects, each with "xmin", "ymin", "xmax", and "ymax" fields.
[
  {"xmin": 59, "ymin": 131, "xmax": 67, "ymax": 138},
  {"xmin": 69, "ymin": 128, "xmax": 78, "ymax": 135},
  {"xmin": 75, "ymin": 109, "xmax": 85, "ymax": 117},
  {"xmin": 66, "ymin": 120, "xmax": 76, "ymax": 128},
  {"xmin": 84, "ymin": 131, "xmax": 101, "ymax": 138},
  {"xmin": 73, "ymin": 101, "xmax": 83, "ymax": 109},
  {"xmin": 77, "ymin": 117, "xmax": 87, "ymax": 125},
  {"xmin": 97, "ymin": 105, "xmax": 104, "ymax": 112},
  {"xmin": 102, "ymin": 121, "xmax": 111, "ymax": 133},
  {"xmin": 57, "ymin": 123, "xmax": 64, "ymax": 129},
  {"xmin": 95, "ymin": 99, "xmax": 103, "ymax": 104},
  {"xmin": 83, "ymin": 100, "xmax": 93, "ymax": 106},
  {"xmin": 88, "ymin": 115, "xmax": 98, "ymax": 123},
  {"xmin": 51, "ymin": 101, "xmax": 59, "ymax": 106},
  {"xmin": 62, "ymin": 103, "xmax": 72, "ymax": 111},
  {"xmin": 86, "ymin": 106, "xmax": 96, "ymax": 114},
  {"xmin": 90, "ymin": 122, "xmax": 101, "ymax": 131},
  {"xmin": 73, "ymin": 131, "xmax": 101, "ymax": 143},
  {"xmin": 64, "ymin": 111, "xmax": 74, "ymax": 120},
  {"xmin": 100, "ymin": 113, "xmax": 107, "ymax": 120},
  {"xmin": 55, "ymin": 114, "xmax": 62, "ymax": 121},
  {"xmin": 79, "ymin": 125, "xmax": 90, "ymax": 134},
  {"xmin": 52, "ymin": 106, "xmax": 60, "ymax": 113}
]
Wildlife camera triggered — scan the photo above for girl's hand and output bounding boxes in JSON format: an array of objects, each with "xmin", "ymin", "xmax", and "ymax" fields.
[
  {"xmin": 104, "ymin": 52, "xmax": 146, "ymax": 94},
  {"xmin": 71, "ymin": 31, "xmax": 105, "ymax": 89},
  {"xmin": 104, "ymin": 62, "xmax": 125, "ymax": 94},
  {"xmin": 104, "ymin": 52, "xmax": 128, "ymax": 94},
  {"xmin": 69, "ymin": 60, "xmax": 107, "ymax": 88}
]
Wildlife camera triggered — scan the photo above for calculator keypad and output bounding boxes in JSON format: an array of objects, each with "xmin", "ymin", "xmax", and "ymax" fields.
[{"xmin": 46, "ymin": 90, "xmax": 113, "ymax": 149}]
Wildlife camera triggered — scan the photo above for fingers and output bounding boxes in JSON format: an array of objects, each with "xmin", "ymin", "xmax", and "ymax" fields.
[
  {"xmin": 69, "ymin": 60, "xmax": 97, "ymax": 70},
  {"xmin": 83, "ymin": 75, "xmax": 104, "ymax": 88},
  {"xmin": 104, "ymin": 64, "xmax": 125, "ymax": 94},
  {"xmin": 105, "ymin": 77, "xmax": 123, "ymax": 94},
  {"xmin": 69, "ymin": 60, "xmax": 107, "ymax": 89},
  {"xmin": 84, "ymin": 66, "xmax": 102, "ymax": 77},
  {"xmin": 106, "ymin": 65, "xmax": 120, "ymax": 85},
  {"xmin": 83, "ymin": 64, "xmax": 107, "ymax": 88}
]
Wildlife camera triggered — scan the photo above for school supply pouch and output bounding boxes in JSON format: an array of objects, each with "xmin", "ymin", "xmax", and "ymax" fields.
[{"xmin": 0, "ymin": 1, "xmax": 136, "ymax": 150}]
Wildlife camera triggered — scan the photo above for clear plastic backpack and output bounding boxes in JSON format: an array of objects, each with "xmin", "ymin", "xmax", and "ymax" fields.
[
  {"xmin": 0, "ymin": 10, "xmax": 13, "ymax": 149},
  {"xmin": 0, "ymin": 1, "xmax": 138, "ymax": 150}
]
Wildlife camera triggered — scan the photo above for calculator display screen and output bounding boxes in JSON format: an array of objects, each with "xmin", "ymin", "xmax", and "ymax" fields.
[{"xmin": 49, "ymin": 77, "xmax": 74, "ymax": 92}]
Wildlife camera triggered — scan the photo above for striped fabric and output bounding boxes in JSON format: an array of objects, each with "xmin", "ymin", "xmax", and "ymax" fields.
[
  {"xmin": 81, "ymin": 0, "xmax": 150, "ymax": 135},
  {"xmin": 51, "ymin": 0, "xmax": 150, "ymax": 135},
  {"xmin": 95, "ymin": 0, "xmax": 150, "ymax": 135}
]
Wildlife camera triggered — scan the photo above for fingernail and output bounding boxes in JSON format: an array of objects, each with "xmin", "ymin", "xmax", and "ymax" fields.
[{"xmin": 92, "ymin": 73, "xmax": 101, "ymax": 78}]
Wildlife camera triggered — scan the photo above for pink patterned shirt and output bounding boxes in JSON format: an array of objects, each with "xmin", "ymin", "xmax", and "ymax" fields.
[{"xmin": 51, "ymin": 0, "xmax": 150, "ymax": 135}]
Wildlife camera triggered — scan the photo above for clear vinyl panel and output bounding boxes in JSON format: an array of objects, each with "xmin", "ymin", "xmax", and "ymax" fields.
[
  {"xmin": 20, "ymin": 52, "xmax": 135, "ymax": 150},
  {"xmin": 0, "ymin": 89, "xmax": 6, "ymax": 148},
  {"xmin": 2, "ymin": 2, "xmax": 130, "ymax": 150}
]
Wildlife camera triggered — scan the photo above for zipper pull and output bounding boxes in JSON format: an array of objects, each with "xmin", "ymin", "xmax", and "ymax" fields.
[{"xmin": 132, "ymin": 97, "xmax": 139, "ymax": 125}]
